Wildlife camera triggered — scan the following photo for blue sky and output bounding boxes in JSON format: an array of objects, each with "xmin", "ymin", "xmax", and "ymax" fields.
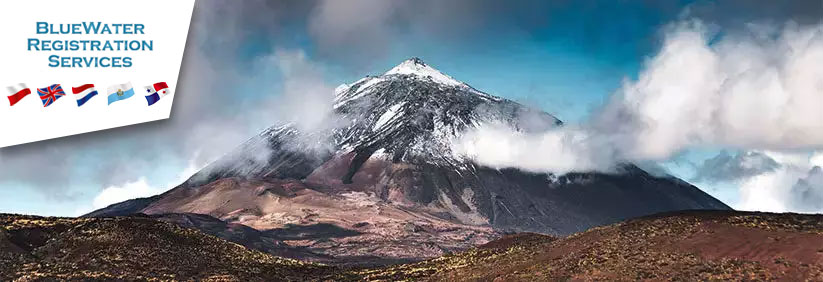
[{"xmin": 1, "ymin": 0, "xmax": 821, "ymax": 216}]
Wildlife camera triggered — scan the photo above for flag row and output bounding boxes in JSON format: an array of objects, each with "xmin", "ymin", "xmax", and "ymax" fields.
[{"xmin": 6, "ymin": 82, "xmax": 171, "ymax": 107}]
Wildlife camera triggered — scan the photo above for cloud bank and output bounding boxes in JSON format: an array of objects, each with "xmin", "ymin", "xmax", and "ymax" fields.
[
  {"xmin": 457, "ymin": 20, "xmax": 823, "ymax": 175},
  {"xmin": 736, "ymin": 151, "xmax": 823, "ymax": 213},
  {"xmin": 454, "ymin": 124, "xmax": 618, "ymax": 175}
]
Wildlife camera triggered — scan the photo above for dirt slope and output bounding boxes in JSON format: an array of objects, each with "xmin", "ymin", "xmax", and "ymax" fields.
[
  {"xmin": 349, "ymin": 210, "xmax": 823, "ymax": 281},
  {"xmin": 0, "ymin": 214, "xmax": 335, "ymax": 281},
  {"xmin": 4, "ymin": 211, "xmax": 821, "ymax": 281}
]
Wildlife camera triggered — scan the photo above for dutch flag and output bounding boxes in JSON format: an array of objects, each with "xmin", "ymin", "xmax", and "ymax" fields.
[
  {"xmin": 72, "ymin": 84, "xmax": 98, "ymax": 107},
  {"xmin": 144, "ymin": 82, "xmax": 170, "ymax": 106}
]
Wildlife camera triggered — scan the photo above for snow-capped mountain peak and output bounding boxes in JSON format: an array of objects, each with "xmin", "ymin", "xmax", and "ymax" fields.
[
  {"xmin": 384, "ymin": 57, "xmax": 465, "ymax": 87},
  {"xmin": 326, "ymin": 58, "xmax": 564, "ymax": 168},
  {"xmin": 90, "ymin": 58, "xmax": 731, "ymax": 249}
]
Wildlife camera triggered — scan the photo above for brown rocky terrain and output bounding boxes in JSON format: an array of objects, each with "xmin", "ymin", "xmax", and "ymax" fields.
[
  {"xmin": 0, "ymin": 214, "xmax": 335, "ymax": 281},
  {"xmin": 350, "ymin": 210, "xmax": 823, "ymax": 281},
  {"xmin": 141, "ymin": 177, "xmax": 500, "ymax": 265},
  {"xmin": 3, "ymin": 210, "xmax": 822, "ymax": 281}
]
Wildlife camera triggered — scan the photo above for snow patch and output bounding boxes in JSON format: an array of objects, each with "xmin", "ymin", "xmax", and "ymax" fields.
[
  {"xmin": 373, "ymin": 103, "xmax": 405, "ymax": 131},
  {"xmin": 357, "ymin": 77, "xmax": 385, "ymax": 92},
  {"xmin": 334, "ymin": 83, "xmax": 350, "ymax": 95},
  {"xmin": 371, "ymin": 147, "xmax": 390, "ymax": 160},
  {"xmin": 334, "ymin": 77, "xmax": 385, "ymax": 108}
]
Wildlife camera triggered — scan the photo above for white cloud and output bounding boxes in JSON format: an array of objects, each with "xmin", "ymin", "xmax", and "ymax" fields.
[
  {"xmin": 811, "ymin": 151, "xmax": 823, "ymax": 167},
  {"xmin": 598, "ymin": 20, "xmax": 823, "ymax": 157},
  {"xmin": 736, "ymin": 151, "xmax": 823, "ymax": 213},
  {"xmin": 457, "ymin": 20, "xmax": 823, "ymax": 176},
  {"xmin": 91, "ymin": 178, "xmax": 164, "ymax": 210},
  {"xmin": 258, "ymin": 49, "xmax": 339, "ymax": 133},
  {"xmin": 74, "ymin": 161, "xmax": 200, "ymax": 216},
  {"xmin": 453, "ymin": 123, "xmax": 618, "ymax": 175}
]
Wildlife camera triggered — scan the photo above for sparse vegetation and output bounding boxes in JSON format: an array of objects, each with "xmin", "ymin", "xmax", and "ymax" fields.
[
  {"xmin": 0, "ymin": 214, "xmax": 335, "ymax": 281},
  {"xmin": 2, "ymin": 211, "xmax": 822, "ymax": 281}
]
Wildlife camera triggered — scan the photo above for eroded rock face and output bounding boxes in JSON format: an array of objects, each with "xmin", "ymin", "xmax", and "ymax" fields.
[
  {"xmin": 138, "ymin": 177, "xmax": 499, "ymax": 265},
  {"xmin": 86, "ymin": 58, "xmax": 729, "ymax": 264}
]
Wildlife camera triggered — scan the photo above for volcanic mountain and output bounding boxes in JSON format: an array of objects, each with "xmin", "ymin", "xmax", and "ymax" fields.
[{"xmin": 86, "ymin": 58, "xmax": 729, "ymax": 264}]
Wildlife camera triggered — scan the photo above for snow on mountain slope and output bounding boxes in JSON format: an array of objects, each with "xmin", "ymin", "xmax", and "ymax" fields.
[
  {"xmin": 328, "ymin": 58, "xmax": 561, "ymax": 170},
  {"xmin": 86, "ymin": 58, "xmax": 730, "ymax": 265}
]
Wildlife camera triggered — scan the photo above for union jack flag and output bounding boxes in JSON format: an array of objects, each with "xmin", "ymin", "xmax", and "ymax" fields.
[{"xmin": 37, "ymin": 84, "xmax": 66, "ymax": 107}]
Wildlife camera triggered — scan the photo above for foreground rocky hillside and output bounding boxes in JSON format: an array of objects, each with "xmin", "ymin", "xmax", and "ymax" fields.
[
  {"xmin": 355, "ymin": 210, "xmax": 823, "ymax": 281},
  {"xmin": 3, "ymin": 211, "xmax": 822, "ymax": 281},
  {"xmin": 0, "ymin": 214, "xmax": 335, "ymax": 281}
]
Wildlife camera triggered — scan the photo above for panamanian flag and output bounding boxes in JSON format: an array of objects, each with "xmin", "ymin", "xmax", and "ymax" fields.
[
  {"xmin": 144, "ymin": 82, "xmax": 170, "ymax": 106},
  {"xmin": 72, "ymin": 84, "xmax": 98, "ymax": 107},
  {"xmin": 6, "ymin": 83, "xmax": 31, "ymax": 106},
  {"xmin": 37, "ymin": 84, "xmax": 66, "ymax": 107},
  {"xmin": 107, "ymin": 82, "xmax": 135, "ymax": 105}
]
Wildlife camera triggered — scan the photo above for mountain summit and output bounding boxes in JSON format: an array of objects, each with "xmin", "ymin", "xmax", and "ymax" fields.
[
  {"xmin": 383, "ymin": 57, "xmax": 466, "ymax": 87},
  {"xmin": 87, "ymin": 58, "xmax": 729, "ymax": 264}
]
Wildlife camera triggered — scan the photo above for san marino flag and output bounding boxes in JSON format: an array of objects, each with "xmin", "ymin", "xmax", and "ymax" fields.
[{"xmin": 106, "ymin": 82, "xmax": 135, "ymax": 105}]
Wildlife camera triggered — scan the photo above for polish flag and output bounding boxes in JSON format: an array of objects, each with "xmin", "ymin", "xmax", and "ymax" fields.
[{"xmin": 6, "ymin": 83, "xmax": 31, "ymax": 106}]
